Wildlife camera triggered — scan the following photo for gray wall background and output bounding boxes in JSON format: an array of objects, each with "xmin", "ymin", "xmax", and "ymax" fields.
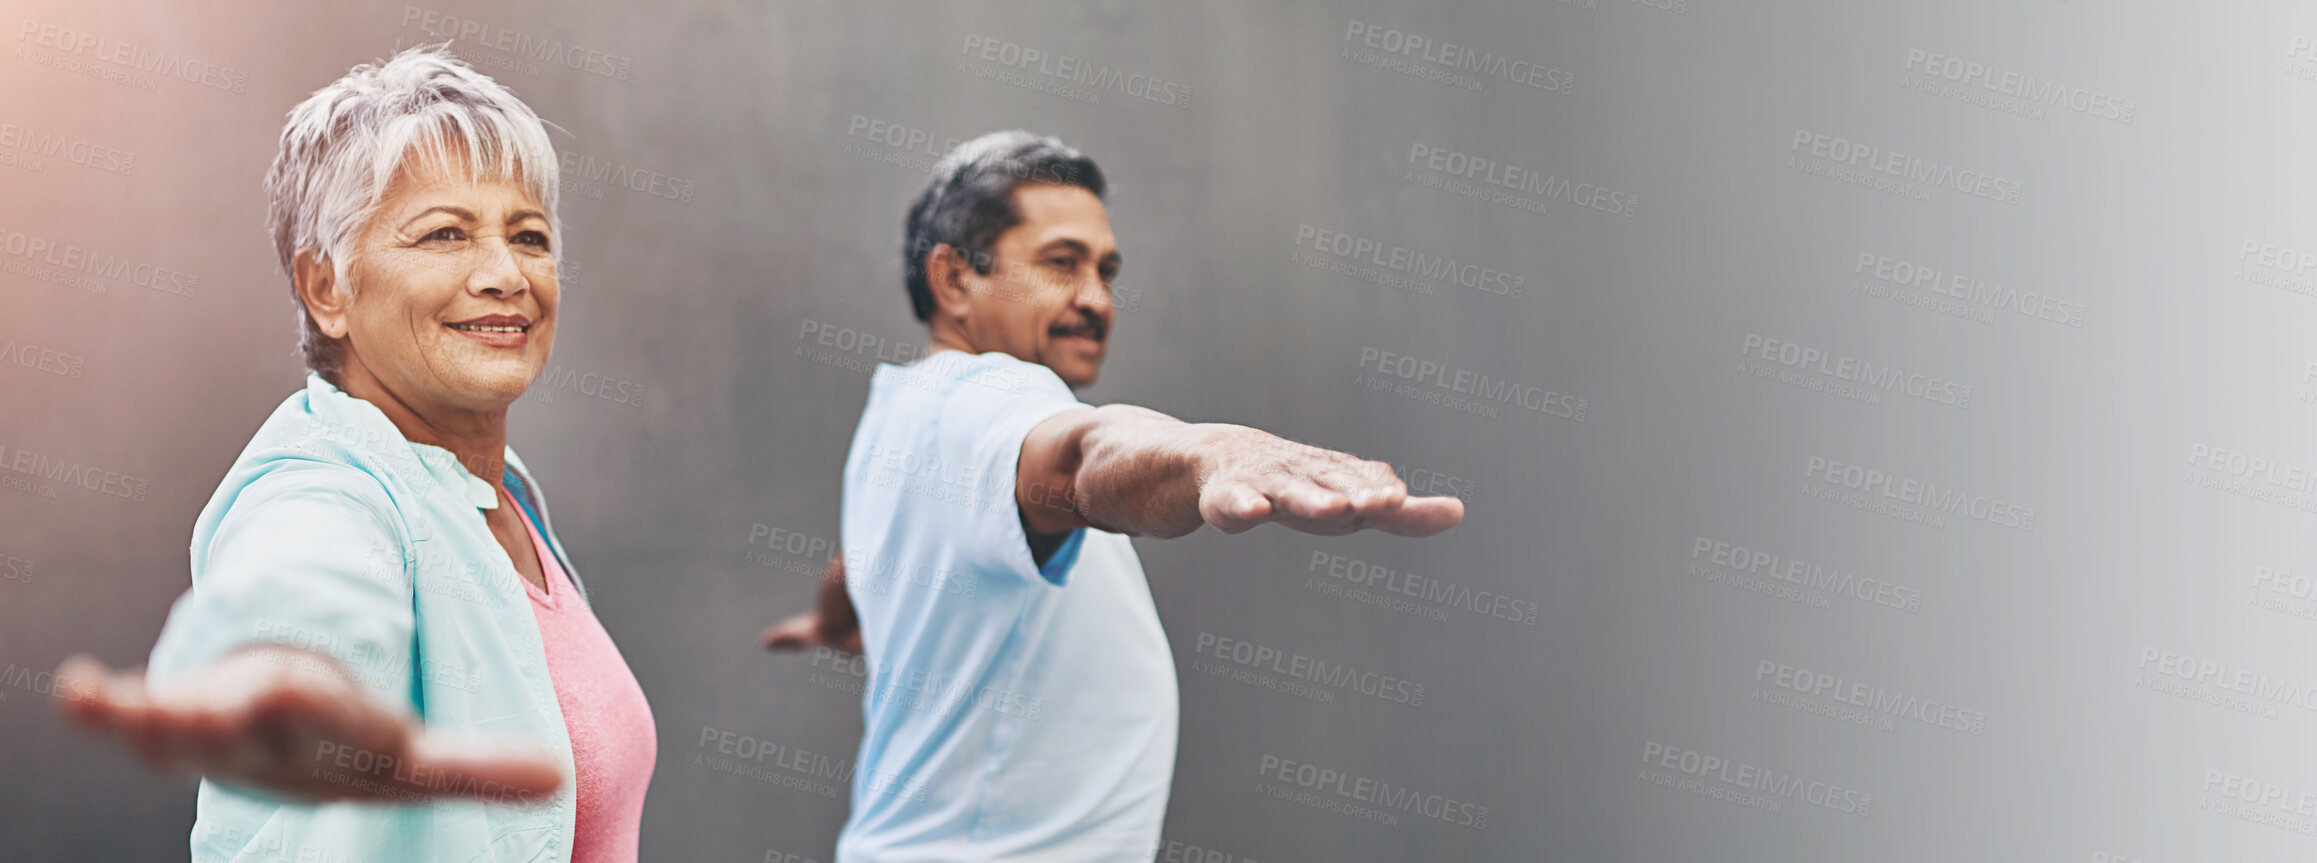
[{"xmin": 1, "ymin": 0, "xmax": 2306, "ymax": 859}]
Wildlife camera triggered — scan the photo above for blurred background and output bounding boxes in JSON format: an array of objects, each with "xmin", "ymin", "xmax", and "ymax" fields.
[{"xmin": 3, "ymin": 0, "xmax": 2311, "ymax": 859}]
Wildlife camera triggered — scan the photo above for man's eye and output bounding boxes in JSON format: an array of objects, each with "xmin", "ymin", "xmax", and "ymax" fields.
[{"xmin": 1047, "ymin": 257, "xmax": 1075, "ymax": 270}]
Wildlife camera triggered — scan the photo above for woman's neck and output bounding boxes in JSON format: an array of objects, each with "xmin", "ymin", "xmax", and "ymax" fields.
[{"xmin": 334, "ymin": 356, "xmax": 510, "ymax": 485}]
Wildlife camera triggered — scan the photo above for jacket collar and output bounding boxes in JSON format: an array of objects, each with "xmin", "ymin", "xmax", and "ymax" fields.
[{"xmin": 303, "ymin": 372, "xmax": 503, "ymax": 510}]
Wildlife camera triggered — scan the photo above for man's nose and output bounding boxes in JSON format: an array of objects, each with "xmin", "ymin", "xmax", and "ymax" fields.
[{"xmin": 1073, "ymin": 275, "xmax": 1113, "ymax": 316}]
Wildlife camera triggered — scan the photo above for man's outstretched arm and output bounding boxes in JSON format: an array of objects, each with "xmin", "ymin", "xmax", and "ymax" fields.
[
  {"xmin": 762, "ymin": 556, "xmax": 862, "ymax": 655},
  {"xmin": 1018, "ymin": 405, "xmax": 1465, "ymax": 539}
]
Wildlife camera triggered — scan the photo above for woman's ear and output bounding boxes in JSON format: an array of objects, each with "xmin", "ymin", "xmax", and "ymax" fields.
[
  {"xmin": 293, "ymin": 249, "xmax": 350, "ymax": 339},
  {"xmin": 925, "ymin": 244, "xmax": 974, "ymax": 320}
]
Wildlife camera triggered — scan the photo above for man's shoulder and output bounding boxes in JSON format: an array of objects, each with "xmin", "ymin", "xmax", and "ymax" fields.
[{"xmin": 872, "ymin": 351, "xmax": 1066, "ymax": 406}]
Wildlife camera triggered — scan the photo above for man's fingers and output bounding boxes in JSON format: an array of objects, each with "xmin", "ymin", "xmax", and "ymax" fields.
[
  {"xmin": 1368, "ymin": 495, "xmax": 1465, "ymax": 537},
  {"xmin": 1200, "ymin": 483, "xmax": 1272, "ymax": 533},
  {"xmin": 1272, "ymin": 482, "xmax": 1352, "ymax": 523},
  {"xmin": 761, "ymin": 616, "xmax": 816, "ymax": 651}
]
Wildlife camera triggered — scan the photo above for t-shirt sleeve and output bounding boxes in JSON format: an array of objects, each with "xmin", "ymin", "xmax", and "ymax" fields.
[
  {"xmin": 933, "ymin": 354, "xmax": 1092, "ymax": 586},
  {"xmin": 148, "ymin": 462, "xmax": 417, "ymax": 708}
]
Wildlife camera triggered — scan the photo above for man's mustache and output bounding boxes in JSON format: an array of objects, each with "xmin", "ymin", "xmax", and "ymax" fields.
[{"xmin": 1050, "ymin": 319, "xmax": 1106, "ymax": 341}]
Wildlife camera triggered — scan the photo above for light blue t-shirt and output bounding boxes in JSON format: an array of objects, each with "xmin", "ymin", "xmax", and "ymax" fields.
[{"xmin": 835, "ymin": 351, "xmax": 1179, "ymax": 862}]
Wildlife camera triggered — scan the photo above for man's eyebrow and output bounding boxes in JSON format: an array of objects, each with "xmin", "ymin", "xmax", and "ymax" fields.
[{"xmin": 1035, "ymin": 238, "xmax": 1093, "ymax": 256}]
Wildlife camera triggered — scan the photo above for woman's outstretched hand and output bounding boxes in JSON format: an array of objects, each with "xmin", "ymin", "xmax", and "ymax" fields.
[{"xmin": 53, "ymin": 649, "xmax": 562, "ymax": 804}]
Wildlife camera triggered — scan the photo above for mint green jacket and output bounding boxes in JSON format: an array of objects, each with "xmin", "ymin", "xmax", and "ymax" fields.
[{"xmin": 150, "ymin": 374, "xmax": 587, "ymax": 861}]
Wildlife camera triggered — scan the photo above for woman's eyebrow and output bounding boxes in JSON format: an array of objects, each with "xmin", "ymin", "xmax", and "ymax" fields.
[{"xmin": 398, "ymin": 205, "xmax": 476, "ymax": 231}]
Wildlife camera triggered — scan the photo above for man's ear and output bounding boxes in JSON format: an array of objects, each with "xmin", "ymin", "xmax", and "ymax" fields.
[
  {"xmin": 925, "ymin": 243, "xmax": 975, "ymax": 320},
  {"xmin": 293, "ymin": 249, "xmax": 351, "ymax": 339}
]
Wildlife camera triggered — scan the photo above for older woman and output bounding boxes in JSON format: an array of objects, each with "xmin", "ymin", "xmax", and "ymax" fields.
[{"xmin": 54, "ymin": 45, "xmax": 655, "ymax": 861}]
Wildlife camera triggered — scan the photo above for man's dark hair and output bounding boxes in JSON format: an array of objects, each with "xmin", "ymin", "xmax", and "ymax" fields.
[{"xmin": 902, "ymin": 130, "xmax": 1106, "ymax": 322}]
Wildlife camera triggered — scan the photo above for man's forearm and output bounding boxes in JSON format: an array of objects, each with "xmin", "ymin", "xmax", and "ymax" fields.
[
  {"xmin": 1061, "ymin": 406, "xmax": 1234, "ymax": 539},
  {"xmin": 1021, "ymin": 403, "xmax": 1458, "ymax": 540}
]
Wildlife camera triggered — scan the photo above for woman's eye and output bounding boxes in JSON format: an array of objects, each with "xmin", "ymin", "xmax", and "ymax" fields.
[
  {"xmin": 421, "ymin": 226, "xmax": 463, "ymax": 243},
  {"xmin": 515, "ymin": 230, "xmax": 550, "ymax": 249}
]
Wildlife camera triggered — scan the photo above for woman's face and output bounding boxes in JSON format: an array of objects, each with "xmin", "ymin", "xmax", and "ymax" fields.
[{"xmin": 336, "ymin": 159, "xmax": 558, "ymax": 412}]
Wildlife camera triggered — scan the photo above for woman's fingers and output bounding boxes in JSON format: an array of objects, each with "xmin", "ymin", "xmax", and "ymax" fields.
[{"xmin": 393, "ymin": 732, "xmax": 564, "ymax": 802}]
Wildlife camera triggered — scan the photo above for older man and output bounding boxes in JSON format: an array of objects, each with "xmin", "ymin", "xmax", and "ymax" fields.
[{"xmin": 768, "ymin": 131, "xmax": 1463, "ymax": 862}]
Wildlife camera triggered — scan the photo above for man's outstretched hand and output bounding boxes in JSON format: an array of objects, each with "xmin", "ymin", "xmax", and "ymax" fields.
[
  {"xmin": 761, "ymin": 555, "xmax": 862, "ymax": 655},
  {"xmin": 53, "ymin": 649, "xmax": 562, "ymax": 805},
  {"xmin": 1194, "ymin": 429, "xmax": 1464, "ymax": 537}
]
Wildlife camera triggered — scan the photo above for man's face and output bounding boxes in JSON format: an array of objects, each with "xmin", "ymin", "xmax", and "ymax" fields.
[{"xmin": 955, "ymin": 183, "xmax": 1120, "ymax": 388}]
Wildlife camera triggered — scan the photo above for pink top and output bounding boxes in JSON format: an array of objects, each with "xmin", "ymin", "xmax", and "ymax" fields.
[{"xmin": 504, "ymin": 487, "xmax": 657, "ymax": 863}]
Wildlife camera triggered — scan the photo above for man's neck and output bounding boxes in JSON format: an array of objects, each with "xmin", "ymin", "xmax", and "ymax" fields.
[
  {"xmin": 336, "ymin": 357, "xmax": 510, "ymax": 485},
  {"xmin": 924, "ymin": 319, "xmax": 978, "ymax": 358}
]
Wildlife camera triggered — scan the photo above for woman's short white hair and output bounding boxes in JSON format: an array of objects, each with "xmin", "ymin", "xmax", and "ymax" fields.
[{"xmin": 265, "ymin": 43, "xmax": 560, "ymax": 383}]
